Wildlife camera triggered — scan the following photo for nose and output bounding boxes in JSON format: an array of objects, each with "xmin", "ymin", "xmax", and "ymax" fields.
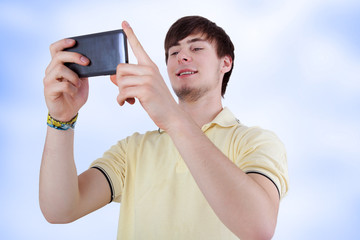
[{"xmin": 177, "ymin": 51, "xmax": 192, "ymax": 64}]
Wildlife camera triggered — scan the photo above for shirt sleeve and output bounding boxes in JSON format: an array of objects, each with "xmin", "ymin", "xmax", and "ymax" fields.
[
  {"xmin": 89, "ymin": 137, "xmax": 129, "ymax": 203},
  {"xmin": 235, "ymin": 127, "xmax": 289, "ymax": 199}
]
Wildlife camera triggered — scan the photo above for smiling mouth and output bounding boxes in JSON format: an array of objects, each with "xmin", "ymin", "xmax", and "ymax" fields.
[{"xmin": 176, "ymin": 71, "xmax": 198, "ymax": 77}]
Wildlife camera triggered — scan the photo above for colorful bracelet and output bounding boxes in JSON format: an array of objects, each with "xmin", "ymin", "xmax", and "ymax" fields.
[{"xmin": 47, "ymin": 113, "xmax": 78, "ymax": 130}]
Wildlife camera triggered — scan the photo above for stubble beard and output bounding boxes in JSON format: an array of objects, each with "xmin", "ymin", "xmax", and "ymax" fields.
[{"xmin": 174, "ymin": 86, "xmax": 210, "ymax": 102}]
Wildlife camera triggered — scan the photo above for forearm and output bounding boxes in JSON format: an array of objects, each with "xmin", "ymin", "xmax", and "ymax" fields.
[
  {"xmin": 167, "ymin": 115, "xmax": 278, "ymax": 239},
  {"xmin": 39, "ymin": 126, "xmax": 79, "ymax": 223}
]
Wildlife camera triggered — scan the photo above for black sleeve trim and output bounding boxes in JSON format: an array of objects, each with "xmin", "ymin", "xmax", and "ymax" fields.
[
  {"xmin": 246, "ymin": 171, "xmax": 280, "ymax": 199},
  {"xmin": 92, "ymin": 166, "xmax": 114, "ymax": 203}
]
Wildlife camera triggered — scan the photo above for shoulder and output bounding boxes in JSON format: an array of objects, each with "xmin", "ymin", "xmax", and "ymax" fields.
[
  {"xmin": 232, "ymin": 123, "xmax": 286, "ymax": 151},
  {"xmin": 233, "ymin": 124, "xmax": 289, "ymax": 198},
  {"xmin": 117, "ymin": 129, "xmax": 170, "ymax": 148}
]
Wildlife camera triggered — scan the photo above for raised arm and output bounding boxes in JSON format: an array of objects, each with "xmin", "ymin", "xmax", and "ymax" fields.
[
  {"xmin": 39, "ymin": 39, "xmax": 111, "ymax": 223},
  {"xmin": 113, "ymin": 22, "xmax": 282, "ymax": 240}
]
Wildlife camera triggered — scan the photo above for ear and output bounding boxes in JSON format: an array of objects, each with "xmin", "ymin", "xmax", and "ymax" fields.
[{"xmin": 221, "ymin": 55, "xmax": 232, "ymax": 74}]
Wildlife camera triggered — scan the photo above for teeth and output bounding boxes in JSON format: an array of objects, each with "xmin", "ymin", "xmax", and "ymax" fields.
[{"xmin": 179, "ymin": 71, "xmax": 195, "ymax": 76}]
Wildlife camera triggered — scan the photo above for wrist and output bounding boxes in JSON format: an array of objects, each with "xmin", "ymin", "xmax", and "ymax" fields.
[
  {"xmin": 47, "ymin": 113, "xmax": 78, "ymax": 131},
  {"xmin": 165, "ymin": 111, "xmax": 198, "ymax": 137}
]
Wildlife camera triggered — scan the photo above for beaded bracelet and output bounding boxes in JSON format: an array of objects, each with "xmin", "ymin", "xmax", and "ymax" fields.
[{"xmin": 47, "ymin": 113, "xmax": 78, "ymax": 130}]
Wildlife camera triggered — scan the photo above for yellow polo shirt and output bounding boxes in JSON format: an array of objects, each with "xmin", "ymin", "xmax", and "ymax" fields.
[{"xmin": 90, "ymin": 107, "xmax": 289, "ymax": 240}]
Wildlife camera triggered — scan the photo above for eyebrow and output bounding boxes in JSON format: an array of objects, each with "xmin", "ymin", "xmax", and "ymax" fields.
[
  {"xmin": 170, "ymin": 38, "xmax": 207, "ymax": 48},
  {"xmin": 187, "ymin": 38, "xmax": 207, "ymax": 44}
]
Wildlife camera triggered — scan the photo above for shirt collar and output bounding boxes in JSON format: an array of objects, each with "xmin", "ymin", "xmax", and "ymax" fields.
[
  {"xmin": 201, "ymin": 107, "xmax": 240, "ymax": 132},
  {"xmin": 158, "ymin": 107, "xmax": 240, "ymax": 133}
]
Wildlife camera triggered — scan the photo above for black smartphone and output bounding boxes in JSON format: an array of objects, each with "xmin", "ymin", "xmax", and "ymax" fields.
[{"xmin": 64, "ymin": 29, "xmax": 128, "ymax": 78}]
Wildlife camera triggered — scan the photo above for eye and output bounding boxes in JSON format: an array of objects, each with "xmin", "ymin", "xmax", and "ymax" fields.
[
  {"xmin": 170, "ymin": 51, "xmax": 179, "ymax": 56},
  {"xmin": 192, "ymin": 47, "xmax": 203, "ymax": 52}
]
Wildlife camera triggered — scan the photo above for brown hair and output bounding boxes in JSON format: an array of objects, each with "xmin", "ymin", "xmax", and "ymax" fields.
[{"xmin": 164, "ymin": 16, "xmax": 235, "ymax": 97}]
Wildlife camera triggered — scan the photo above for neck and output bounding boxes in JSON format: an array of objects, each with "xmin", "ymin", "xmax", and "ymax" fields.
[{"xmin": 178, "ymin": 94, "xmax": 223, "ymax": 128}]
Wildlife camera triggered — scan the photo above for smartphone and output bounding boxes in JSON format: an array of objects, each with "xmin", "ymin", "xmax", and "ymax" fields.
[{"xmin": 64, "ymin": 29, "xmax": 128, "ymax": 78}]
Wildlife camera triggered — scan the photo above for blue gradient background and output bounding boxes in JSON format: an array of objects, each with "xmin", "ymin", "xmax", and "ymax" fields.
[{"xmin": 0, "ymin": 0, "xmax": 359, "ymax": 239}]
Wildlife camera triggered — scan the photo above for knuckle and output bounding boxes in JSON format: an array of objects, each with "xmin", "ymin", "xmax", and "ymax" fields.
[
  {"xmin": 116, "ymin": 63, "xmax": 125, "ymax": 72},
  {"xmin": 49, "ymin": 41, "xmax": 61, "ymax": 56},
  {"xmin": 120, "ymin": 88, "xmax": 127, "ymax": 96},
  {"xmin": 43, "ymin": 72, "xmax": 56, "ymax": 87},
  {"xmin": 54, "ymin": 64, "xmax": 63, "ymax": 73},
  {"xmin": 150, "ymin": 60, "xmax": 157, "ymax": 68},
  {"xmin": 116, "ymin": 77, "xmax": 124, "ymax": 88},
  {"xmin": 45, "ymin": 65, "xmax": 50, "ymax": 75},
  {"xmin": 116, "ymin": 64, "xmax": 122, "ymax": 72},
  {"xmin": 145, "ymin": 64, "xmax": 158, "ymax": 75},
  {"xmin": 62, "ymin": 81, "xmax": 73, "ymax": 92},
  {"xmin": 49, "ymin": 42, "xmax": 55, "ymax": 52},
  {"xmin": 53, "ymin": 51, "xmax": 62, "ymax": 60},
  {"xmin": 150, "ymin": 66, "xmax": 158, "ymax": 74},
  {"xmin": 43, "ymin": 76, "xmax": 49, "ymax": 87}
]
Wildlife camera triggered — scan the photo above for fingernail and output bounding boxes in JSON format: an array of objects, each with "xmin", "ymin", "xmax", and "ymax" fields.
[
  {"xmin": 123, "ymin": 21, "xmax": 130, "ymax": 28},
  {"xmin": 80, "ymin": 56, "xmax": 89, "ymax": 63},
  {"xmin": 66, "ymin": 39, "xmax": 75, "ymax": 44}
]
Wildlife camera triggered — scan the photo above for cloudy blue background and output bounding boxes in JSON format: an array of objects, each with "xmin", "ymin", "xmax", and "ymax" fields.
[{"xmin": 0, "ymin": 0, "xmax": 359, "ymax": 239}]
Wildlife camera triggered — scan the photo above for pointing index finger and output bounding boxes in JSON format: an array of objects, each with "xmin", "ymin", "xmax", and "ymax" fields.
[{"xmin": 122, "ymin": 21, "xmax": 153, "ymax": 66}]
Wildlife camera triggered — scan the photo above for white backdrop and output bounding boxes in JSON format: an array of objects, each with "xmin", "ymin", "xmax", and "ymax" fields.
[{"xmin": 0, "ymin": 0, "xmax": 359, "ymax": 239}]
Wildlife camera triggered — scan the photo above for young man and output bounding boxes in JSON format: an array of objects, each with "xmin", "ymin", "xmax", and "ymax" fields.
[{"xmin": 40, "ymin": 16, "xmax": 288, "ymax": 239}]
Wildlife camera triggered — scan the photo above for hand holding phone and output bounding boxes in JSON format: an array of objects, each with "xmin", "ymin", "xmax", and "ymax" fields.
[{"xmin": 64, "ymin": 29, "xmax": 128, "ymax": 78}]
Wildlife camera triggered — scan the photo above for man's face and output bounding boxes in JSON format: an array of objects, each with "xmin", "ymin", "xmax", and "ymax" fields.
[{"xmin": 166, "ymin": 33, "xmax": 227, "ymax": 102}]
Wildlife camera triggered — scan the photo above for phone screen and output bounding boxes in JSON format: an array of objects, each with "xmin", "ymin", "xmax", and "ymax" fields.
[{"xmin": 64, "ymin": 29, "xmax": 128, "ymax": 78}]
